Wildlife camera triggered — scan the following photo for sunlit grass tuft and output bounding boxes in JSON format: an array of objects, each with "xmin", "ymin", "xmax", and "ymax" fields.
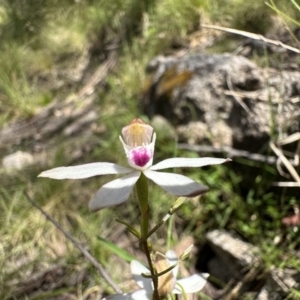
[
  {"xmin": 0, "ymin": 44, "xmax": 51, "ymax": 124},
  {"xmin": 143, "ymin": 0, "xmax": 202, "ymax": 51}
]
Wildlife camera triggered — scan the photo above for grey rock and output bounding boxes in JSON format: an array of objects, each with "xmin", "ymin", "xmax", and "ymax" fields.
[{"xmin": 142, "ymin": 53, "xmax": 300, "ymax": 152}]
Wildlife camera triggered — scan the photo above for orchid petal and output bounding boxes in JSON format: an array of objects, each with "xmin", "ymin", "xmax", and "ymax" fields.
[
  {"xmin": 166, "ymin": 250, "xmax": 179, "ymax": 278},
  {"xmin": 130, "ymin": 260, "xmax": 153, "ymax": 292},
  {"xmin": 143, "ymin": 170, "xmax": 208, "ymax": 197},
  {"xmin": 38, "ymin": 163, "xmax": 132, "ymax": 179},
  {"xmin": 102, "ymin": 294, "xmax": 132, "ymax": 300},
  {"xmin": 120, "ymin": 134, "xmax": 156, "ymax": 171},
  {"xmin": 102, "ymin": 289, "xmax": 151, "ymax": 300},
  {"xmin": 121, "ymin": 118, "xmax": 154, "ymax": 147},
  {"xmin": 89, "ymin": 172, "xmax": 140, "ymax": 211},
  {"xmin": 131, "ymin": 289, "xmax": 152, "ymax": 300},
  {"xmin": 150, "ymin": 157, "xmax": 231, "ymax": 171},
  {"xmin": 173, "ymin": 273, "xmax": 209, "ymax": 294}
]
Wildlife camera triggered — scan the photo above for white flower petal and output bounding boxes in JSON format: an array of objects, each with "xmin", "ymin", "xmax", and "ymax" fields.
[
  {"xmin": 38, "ymin": 163, "xmax": 132, "ymax": 179},
  {"xmin": 165, "ymin": 250, "xmax": 179, "ymax": 278},
  {"xmin": 130, "ymin": 260, "xmax": 153, "ymax": 292},
  {"xmin": 131, "ymin": 289, "xmax": 152, "ymax": 300},
  {"xmin": 173, "ymin": 273, "xmax": 209, "ymax": 294},
  {"xmin": 102, "ymin": 289, "xmax": 152, "ymax": 300},
  {"xmin": 102, "ymin": 294, "xmax": 132, "ymax": 300},
  {"xmin": 143, "ymin": 170, "xmax": 208, "ymax": 197},
  {"xmin": 89, "ymin": 172, "xmax": 141, "ymax": 211},
  {"xmin": 150, "ymin": 157, "xmax": 231, "ymax": 171},
  {"xmin": 102, "ymin": 288, "xmax": 152, "ymax": 299}
]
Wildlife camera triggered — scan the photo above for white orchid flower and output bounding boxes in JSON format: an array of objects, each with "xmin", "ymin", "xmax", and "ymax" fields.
[
  {"xmin": 39, "ymin": 118, "xmax": 230, "ymax": 211},
  {"xmin": 103, "ymin": 250, "xmax": 209, "ymax": 300}
]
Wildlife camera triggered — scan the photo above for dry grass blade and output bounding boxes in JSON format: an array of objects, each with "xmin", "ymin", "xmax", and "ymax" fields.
[
  {"xmin": 202, "ymin": 24, "xmax": 300, "ymax": 54},
  {"xmin": 277, "ymin": 133, "xmax": 300, "ymax": 146},
  {"xmin": 24, "ymin": 191, "xmax": 122, "ymax": 294},
  {"xmin": 270, "ymin": 142, "xmax": 300, "ymax": 183},
  {"xmin": 272, "ymin": 182, "xmax": 300, "ymax": 187}
]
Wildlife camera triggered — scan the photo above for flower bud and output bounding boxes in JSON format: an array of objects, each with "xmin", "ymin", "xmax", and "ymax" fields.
[{"xmin": 154, "ymin": 252, "xmax": 175, "ymax": 296}]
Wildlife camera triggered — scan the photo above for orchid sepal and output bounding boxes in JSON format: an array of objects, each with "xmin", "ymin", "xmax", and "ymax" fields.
[
  {"xmin": 89, "ymin": 171, "xmax": 141, "ymax": 211},
  {"xmin": 38, "ymin": 162, "xmax": 133, "ymax": 179},
  {"xmin": 38, "ymin": 118, "xmax": 231, "ymax": 211},
  {"xmin": 150, "ymin": 157, "xmax": 231, "ymax": 171}
]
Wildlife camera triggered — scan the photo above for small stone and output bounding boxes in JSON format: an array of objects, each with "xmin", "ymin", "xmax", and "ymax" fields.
[
  {"xmin": 2, "ymin": 151, "xmax": 34, "ymax": 170},
  {"xmin": 151, "ymin": 115, "xmax": 177, "ymax": 140},
  {"xmin": 256, "ymin": 287, "xmax": 270, "ymax": 300}
]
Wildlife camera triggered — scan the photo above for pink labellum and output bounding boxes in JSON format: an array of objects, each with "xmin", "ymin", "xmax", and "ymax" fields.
[{"xmin": 130, "ymin": 148, "xmax": 152, "ymax": 167}]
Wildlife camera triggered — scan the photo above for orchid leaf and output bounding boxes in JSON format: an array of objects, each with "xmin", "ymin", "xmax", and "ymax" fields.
[{"xmin": 97, "ymin": 236, "xmax": 137, "ymax": 263}]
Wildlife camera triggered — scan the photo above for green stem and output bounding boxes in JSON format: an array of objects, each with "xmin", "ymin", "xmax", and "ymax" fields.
[
  {"xmin": 136, "ymin": 172, "xmax": 149, "ymax": 239},
  {"xmin": 136, "ymin": 172, "xmax": 159, "ymax": 300}
]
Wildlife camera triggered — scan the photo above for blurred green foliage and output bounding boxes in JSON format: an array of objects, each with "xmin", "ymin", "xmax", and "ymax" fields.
[
  {"xmin": 0, "ymin": 0, "xmax": 299, "ymax": 123},
  {"xmin": 0, "ymin": 0, "xmax": 300, "ymax": 298}
]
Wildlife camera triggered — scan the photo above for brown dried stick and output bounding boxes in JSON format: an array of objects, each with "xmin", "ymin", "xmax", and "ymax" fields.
[{"xmin": 24, "ymin": 191, "xmax": 122, "ymax": 294}]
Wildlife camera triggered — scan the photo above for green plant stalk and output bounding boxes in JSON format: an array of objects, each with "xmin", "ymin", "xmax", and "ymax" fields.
[
  {"xmin": 115, "ymin": 218, "xmax": 141, "ymax": 238},
  {"xmin": 147, "ymin": 197, "xmax": 187, "ymax": 239},
  {"xmin": 142, "ymin": 261, "xmax": 179, "ymax": 279},
  {"xmin": 136, "ymin": 172, "xmax": 149, "ymax": 239},
  {"xmin": 135, "ymin": 172, "xmax": 159, "ymax": 300}
]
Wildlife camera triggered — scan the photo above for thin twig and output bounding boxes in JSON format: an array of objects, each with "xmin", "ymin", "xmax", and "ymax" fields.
[
  {"xmin": 226, "ymin": 75, "xmax": 251, "ymax": 114},
  {"xmin": 24, "ymin": 191, "xmax": 122, "ymax": 294},
  {"xmin": 202, "ymin": 24, "xmax": 300, "ymax": 54}
]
